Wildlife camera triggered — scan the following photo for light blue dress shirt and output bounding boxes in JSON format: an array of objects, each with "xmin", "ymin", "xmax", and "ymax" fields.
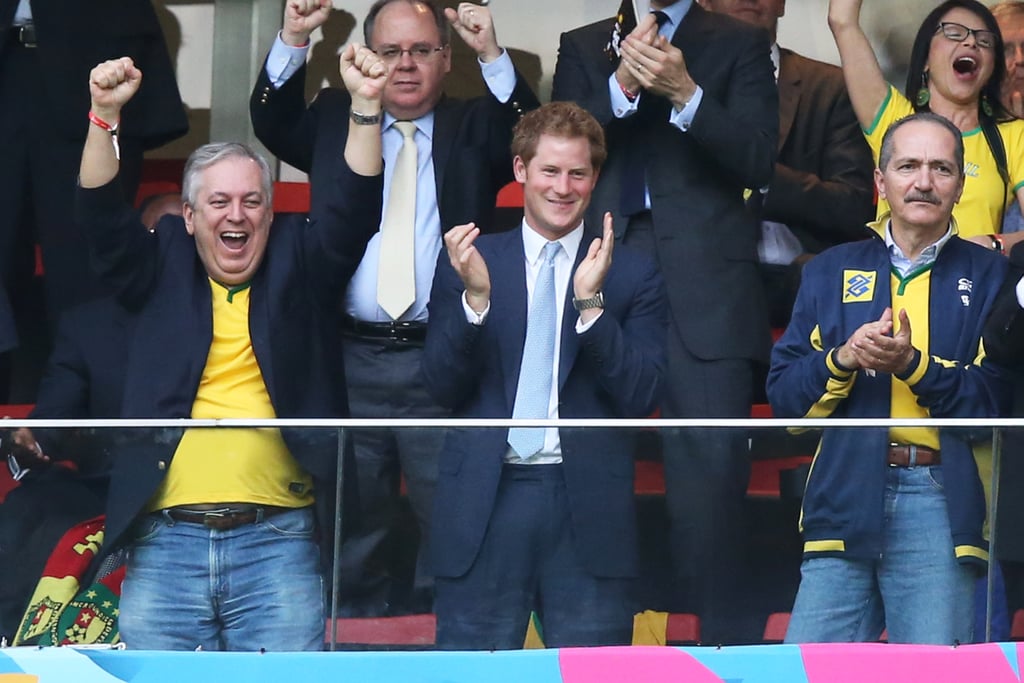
[{"xmin": 264, "ymin": 34, "xmax": 516, "ymax": 322}]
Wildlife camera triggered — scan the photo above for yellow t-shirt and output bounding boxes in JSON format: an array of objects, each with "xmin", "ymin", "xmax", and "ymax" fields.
[
  {"xmin": 147, "ymin": 281, "xmax": 314, "ymax": 511},
  {"xmin": 888, "ymin": 267, "xmax": 939, "ymax": 450},
  {"xmin": 864, "ymin": 85, "xmax": 1024, "ymax": 238}
]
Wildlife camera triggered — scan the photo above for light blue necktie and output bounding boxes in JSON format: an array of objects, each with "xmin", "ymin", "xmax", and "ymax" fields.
[{"xmin": 508, "ymin": 241, "xmax": 561, "ymax": 458}]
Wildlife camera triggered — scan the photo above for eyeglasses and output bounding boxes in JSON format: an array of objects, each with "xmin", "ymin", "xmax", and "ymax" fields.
[
  {"xmin": 373, "ymin": 44, "xmax": 447, "ymax": 64},
  {"xmin": 935, "ymin": 22, "xmax": 997, "ymax": 49}
]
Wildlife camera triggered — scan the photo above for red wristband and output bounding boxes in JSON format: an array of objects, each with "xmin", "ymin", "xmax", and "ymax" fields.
[
  {"xmin": 88, "ymin": 110, "xmax": 119, "ymax": 133},
  {"xmin": 617, "ymin": 78, "xmax": 638, "ymax": 103},
  {"xmin": 88, "ymin": 110, "xmax": 121, "ymax": 160}
]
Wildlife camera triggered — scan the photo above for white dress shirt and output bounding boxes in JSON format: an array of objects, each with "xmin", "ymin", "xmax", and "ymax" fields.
[{"xmin": 461, "ymin": 222, "xmax": 600, "ymax": 464}]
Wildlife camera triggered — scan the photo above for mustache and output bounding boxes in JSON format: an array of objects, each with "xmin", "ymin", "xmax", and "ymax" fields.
[{"xmin": 903, "ymin": 191, "xmax": 940, "ymax": 205}]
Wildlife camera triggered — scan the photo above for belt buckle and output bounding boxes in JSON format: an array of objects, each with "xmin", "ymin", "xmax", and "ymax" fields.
[
  {"xmin": 16, "ymin": 24, "xmax": 37, "ymax": 47},
  {"xmin": 201, "ymin": 508, "xmax": 252, "ymax": 530}
]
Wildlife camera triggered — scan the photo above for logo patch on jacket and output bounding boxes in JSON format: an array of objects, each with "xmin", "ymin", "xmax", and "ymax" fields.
[
  {"xmin": 958, "ymin": 277, "xmax": 973, "ymax": 307},
  {"xmin": 842, "ymin": 270, "xmax": 876, "ymax": 303}
]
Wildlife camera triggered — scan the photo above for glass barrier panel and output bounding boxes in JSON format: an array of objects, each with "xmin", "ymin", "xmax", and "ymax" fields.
[{"xmin": 0, "ymin": 418, "xmax": 1016, "ymax": 652}]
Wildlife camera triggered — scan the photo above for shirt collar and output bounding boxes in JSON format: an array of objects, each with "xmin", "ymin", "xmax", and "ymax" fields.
[
  {"xmin": 383, "ymin": 110, "xmax": 434, "ymax": 141},
  {"xmin": 883, "ymin": 220, "xmax": 955, "ymax": 269},
  {"xmin": 520, "ymin": 221, "xmax": 584, "ymax": 265}
]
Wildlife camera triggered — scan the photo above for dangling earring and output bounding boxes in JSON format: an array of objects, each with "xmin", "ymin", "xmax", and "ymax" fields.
[
  {"xmin": 916, "ymin": 70, "xmax": 931, "ymax": 108},
  {"xmin": 982, "ymin": 94, "xmax": 994, "ymax": 117}
]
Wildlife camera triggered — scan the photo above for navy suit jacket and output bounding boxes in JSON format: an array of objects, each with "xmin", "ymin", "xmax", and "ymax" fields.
[
  {"xmin": 422, "ymin": 226, "xmax": 667, "ymax": 579},
  {"xmin": 552, "ymin": 5, "xmax": 777, "ymax": 363},
  {"xmin": 75, "ymin": 162, "xmax": 382, "ymax": 553},
  {"xmin": 250, "ymin": 63, "xmax": 538, "ymax": 233}
]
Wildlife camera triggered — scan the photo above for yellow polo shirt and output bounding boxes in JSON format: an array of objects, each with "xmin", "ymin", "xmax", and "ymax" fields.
[{"xmin": 147, "ymin": 281, "xmax": 314, "ymax": 511}]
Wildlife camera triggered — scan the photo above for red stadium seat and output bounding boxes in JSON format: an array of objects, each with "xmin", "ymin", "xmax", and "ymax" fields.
[
  {"xmin": 762, "ymin": 611, "xmax": 790, "ymax": 643},
  {"xmin": 273, "ymin": 181, "xmax": 311, "ymax": 213},
  {"xmin": 1011, "ymin": 609, "xmax": 1024, "ymax": 640},
  {"xmin": 326, "ymin": 614, "xmax": 436, "ymax": 647},
  {"xmin": 665, "ymin": 612, "xmax": 701, "ymax": 644}
]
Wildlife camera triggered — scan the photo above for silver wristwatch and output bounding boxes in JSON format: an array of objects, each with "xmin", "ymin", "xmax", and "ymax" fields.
[{"xmin": 572, "ymin": 291, "xmax": 604, "ymax": 311}]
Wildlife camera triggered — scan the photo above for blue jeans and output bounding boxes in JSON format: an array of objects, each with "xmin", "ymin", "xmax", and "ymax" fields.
[
  {"xmin": 785, "ymin": 465, "xmax": 975, "ymax": 644},
  {"xmin": 119, "ymin": 507, "xmax": 324, "ymax": 651}
]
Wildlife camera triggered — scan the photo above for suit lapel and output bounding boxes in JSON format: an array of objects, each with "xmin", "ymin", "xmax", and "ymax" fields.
[
  {"xmin": 431, "ymin": 97, "xmax": 457, "ymax": 224},
  {"xmin": 557, "ymin": 227, "xmax": 597, "ymax": 390},
  {"xmin": 777, "ymin": 50, "xmax": 801, "ymax": 152},
  {"xmin": 673, "ymin": 3, "xmax": 713, "ymax": 64},
  {"xmin": 489, "ymin": 231, "xmax": 529, "ymax": 411}
]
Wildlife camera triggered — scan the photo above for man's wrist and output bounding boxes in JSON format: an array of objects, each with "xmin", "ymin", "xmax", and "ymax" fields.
[
  {"xmin": 572, "ymin": 291, "xmax": 604, "ymax": 311},
  {"xmin": 280, "ymin": 29, "xmax": 311, "ymax": 48},
  {"xmin": 89, "ymin": 108, "xmax": 121, "ymax": 127},
  {"xmin": 616, "ymin": 76, "xmax": 638, "ymax": 102},
  {"xmin": 477, "ymin": 45, "xmax": 503, "ymax": 64},
  {"xmin": 350, "ymin": 109, "xmax": 382, "ymax": 125},
  {"xmin": 831, "ymin": 346, "xmax": 856, "ymax": 373},
  {"xmin": 670, "ymin": 81, "xmax": 697, "ymax": 111},
  {"xmin": 466, "ymin": 290, "xmax": 490, "ymax": 314}
]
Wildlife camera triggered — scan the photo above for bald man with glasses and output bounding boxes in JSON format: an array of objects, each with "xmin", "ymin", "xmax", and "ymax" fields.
[{"xmin": 250, "ymin": 0, "xmax": 538, "ymax": 617}]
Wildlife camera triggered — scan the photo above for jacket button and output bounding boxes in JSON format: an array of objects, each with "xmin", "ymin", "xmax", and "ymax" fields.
[{"xmin": 157, "ymin": 460, "xmax": 166, "ymax": 470}]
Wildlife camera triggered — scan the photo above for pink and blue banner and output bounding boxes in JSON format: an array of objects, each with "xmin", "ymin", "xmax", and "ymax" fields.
[{"xmin": 1, "ymin": 642, "xmax": 1022, "ymax": 683}]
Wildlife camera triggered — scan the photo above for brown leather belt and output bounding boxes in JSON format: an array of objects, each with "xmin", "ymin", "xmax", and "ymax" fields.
[
  {"xmin": 164, "ymin": 505, "xmax": 292, "ymax": 531},
  {"xmin": 9, "ymin": 24, "xmax": 37, "ymax": 47},
  {"xmin": 887, "ymin": 444, "xmax": 941, "ymax": 467}
]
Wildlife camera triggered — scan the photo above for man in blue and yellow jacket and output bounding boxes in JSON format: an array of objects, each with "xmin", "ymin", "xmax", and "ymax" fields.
[{"xmin": 768, "ymin": 112, "xmax": 1012, "ymax": 645}]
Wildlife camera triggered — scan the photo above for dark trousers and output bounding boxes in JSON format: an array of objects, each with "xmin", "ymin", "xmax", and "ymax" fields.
[
  {"xmin": 0, "ymin": 42, "xmax": 142, "ymax": 400},
  {"xmin": 337, "ymin": 335, "xmax": 448, "ymax": 614},
  {"xmin": 623, "ymin": 211, "xmax": 755, "ymax": 643},
  {"xmin": 434, "ymin": 464, "xmax": 634, "ymax": 650},
  {"xmin": 662, "ymin": 332, "xmax": 754, "ymax": 642}
]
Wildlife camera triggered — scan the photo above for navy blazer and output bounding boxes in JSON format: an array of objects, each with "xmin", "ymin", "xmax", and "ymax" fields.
[
  {"xmin": 422, "ymin": 226, "xmax": 667, "ymax": 578},
  {"xmin": 30, "ymin": 297, "xmax": 130, "ymax": 482},
  {"xmin": 250, "ymin": 62, "xmax": 538, "ymax": 234},
  {"xmin": 552, "ymin": 5, "xmax": 777, "ymax": 363},
  {"xmin": 75, "ymin": 162, "xmax": 383, "ymax": 552}
]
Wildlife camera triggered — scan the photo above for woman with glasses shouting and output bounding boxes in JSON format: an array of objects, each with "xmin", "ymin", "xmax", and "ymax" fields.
[{"xmin": 829, "ymin": 0, "xmax": 1024, "ymax": 251}]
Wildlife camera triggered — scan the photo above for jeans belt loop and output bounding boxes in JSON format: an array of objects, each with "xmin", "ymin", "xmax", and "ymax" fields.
[{"xmin": 908, "ymin": 444, "xmax": 917, "ymax": 467}]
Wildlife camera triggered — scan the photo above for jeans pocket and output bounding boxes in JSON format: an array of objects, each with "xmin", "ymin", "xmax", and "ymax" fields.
[
  {"xmin": 926, "ymin": 466, "xmax": 945, "ymax": 491},
  {"xmin": 263, "ymin": 508, "xmax": 315, "ymax": 538},
  {"xmin": 129, "ymin": 514, "xmax": 165, "ymax": 544}
]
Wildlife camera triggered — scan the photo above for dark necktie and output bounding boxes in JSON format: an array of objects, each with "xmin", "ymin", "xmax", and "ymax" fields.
[{"xmin": 620, "ymin": 11, "xmax": 671, "ymax": 216}]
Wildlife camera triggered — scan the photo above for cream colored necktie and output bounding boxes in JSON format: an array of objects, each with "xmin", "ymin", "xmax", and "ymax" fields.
[{"xmin": 378, "ymin": 121, "xmax": 418, "ymax": 319}]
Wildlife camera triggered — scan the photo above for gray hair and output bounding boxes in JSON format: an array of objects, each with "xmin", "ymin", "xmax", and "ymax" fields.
[
  {"xmin": 363, "ymin": 0, "xmax": 450, "ymax": 48},
  {"xmin": 878, "ymin": 112, "xmax": 965, "ymax": 177},
  {"xmin": 181, "ymin": 142, "xmax": 273, "ymax": 208}
]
